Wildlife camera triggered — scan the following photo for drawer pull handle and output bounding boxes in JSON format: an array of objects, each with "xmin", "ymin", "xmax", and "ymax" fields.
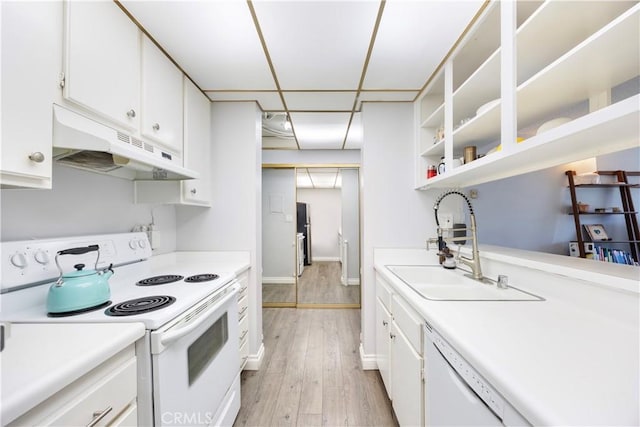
[
  {"xmin": 382, "ymin": 320, "xmax": 388, "ymax": 327},
  {"xmin": 390, "ymin": 333, "xmax": 396, "ymax": 340},
  {"xmin": 87, "ymin": 406, "xmax": 112, "ymax": 427},
  {"xmin": 126, "ymin": 109, "xmax": 136, "ymax": 118},
  {"xmin": 153, "ymin": 123, "xmax": 160, "ymax": 131}
]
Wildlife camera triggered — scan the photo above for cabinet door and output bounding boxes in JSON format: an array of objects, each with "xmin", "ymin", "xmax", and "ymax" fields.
[
  {"xmin": 64, "ymin": 0, "xmax": 140, "ymax": 131},
  {"xmin": 391, "ymin": 322, "xmax": 423, "ymax": 427},
  {"xmin": 141, "ymin": 36, "xmax": 183, "ymax": 152},
  {"xmin": 1, "ymin": 1, "xmax": 61, "ymax": 188},
  {"xmin": 376, "ymin": 297, "xmax": 392, "ymax": 398},
  {"xmin": 182, "ymin": 78, "xmax": 211, "ymax": 205}
]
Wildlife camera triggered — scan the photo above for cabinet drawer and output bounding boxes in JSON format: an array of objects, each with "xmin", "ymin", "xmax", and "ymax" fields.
[
  {"xmin": 237, "ymin": 271, "xmax": 249, "ymax": 297},
  {"xmin": 238, "ymin": 294, "xmax": 249, "ymax": 320},
  {"xmin": 14, "ymin": 352, "xmax": 137, "ymax": 427},
  {"xmin": 239, "ymin": 312, "xmax": 249, "ymax": 346},
  {"xmin": 239, "ymin": 337, "xmax": 249, "ymax": 370},
  {"xmin": 392, "ymin": 295, "xmax": 423, "ymax": 354},
  {"xmin": 376, "ymin": 275, "xmax": 393, "ymax": 311}
]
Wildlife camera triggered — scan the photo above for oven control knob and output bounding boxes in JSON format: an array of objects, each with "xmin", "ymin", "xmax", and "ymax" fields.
[
  {"xmin": 129, "ymin": 240, "xmax": 138, "ymax": 250},
  {"xmin": 10, "ymin": 252, "xmax": 28, "ymax": 269},
  {"xmin": 138, "ymin": 239, "xmax": 147, "ymax": 249},
  {"xmin": 34, "ymin": 250, "xmax": 50, "ymax": 265}
]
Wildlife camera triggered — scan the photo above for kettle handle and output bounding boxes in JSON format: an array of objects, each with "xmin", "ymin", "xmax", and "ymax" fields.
[{"xmin": 55, "ymin": 245, "xmax": 101, "ymax": 285}]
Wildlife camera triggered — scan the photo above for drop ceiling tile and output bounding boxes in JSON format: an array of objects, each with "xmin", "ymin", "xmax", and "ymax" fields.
[
  {"xmin": 252, "ymin": 1, "xmax": 380, "ymax": 90},
  {"xmin": 290, "ymin": 112, "xmax": 351, "ymax": 149},
  {"xmin": 121, "ymin": 1, "xmax": 275, "ymax": 90},
  {"xmin": 206, "ymin": 91, "xmax": 284, "ymax": 111},
  {"xmin": 357, "ymin": 91, "xmax": 418, "ymax": 108},
  {"xmin": 284, "ymin": 92, "xmax": 357, "ymax": 111},
  {"xmin": 364, "ymin": 0, "xmax": 484, "ymax": 90}
]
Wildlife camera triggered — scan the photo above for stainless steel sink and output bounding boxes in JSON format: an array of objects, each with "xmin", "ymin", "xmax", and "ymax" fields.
[{"xmin": 385, "ymin": 265, "xmax": 544, "ymax": 301}]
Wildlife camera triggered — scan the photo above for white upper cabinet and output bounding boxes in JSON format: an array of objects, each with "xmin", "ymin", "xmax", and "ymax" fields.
[
  {"xmin": 134, "ymin": 77, "xmax": 210, "ymax": 206},
  {"xmin": 416, "ymin": 0, "xmax": 640, "ymax": 189},
  {"xmin": 64, "ymin": 0, "xmax": 140, "ymax": 132},
  {"xmin": 1, "ymin": 1, "xmax": 62, "ymax": 189},
  {"xmin": 141, "ymin": 37, "xmax": 184, "ymax": 152},
  {"xmin": 181, "ymin": 78, "xmax": 211, "ymax": 205}
]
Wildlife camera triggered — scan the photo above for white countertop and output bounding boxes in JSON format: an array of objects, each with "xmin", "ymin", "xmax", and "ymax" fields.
[
  {"xmin": 374, "ymin": 246, "xmax": 639, "ymax": 426},
  {"xmin": 148, "ymin": 251, "xmax": 251, "ymax": 277},
  {"xmin": 0, "ymin": 322, "xmax": 145, "ymax": 424}
]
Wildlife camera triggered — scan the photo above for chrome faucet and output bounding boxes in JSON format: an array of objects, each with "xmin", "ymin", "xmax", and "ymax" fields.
[{"xmin": 429, "ymin": 190, "xmax": 489, "ymax": 283}]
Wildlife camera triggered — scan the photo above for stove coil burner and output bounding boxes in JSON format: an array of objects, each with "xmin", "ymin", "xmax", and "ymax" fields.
[
  {"xmin": 105, "ymin": 296, "xmax": 176, "ymax": 316},
  {"xmin": 48, "ymin": 300, "xmax": 112, "ymax": 318},
  {"xmin": 185, "ymin": 274, "xmax": 219, "ymax": 283},
  {"xmin": 136, "ymin": 275, "xmax": 184, "ymax": 286}
]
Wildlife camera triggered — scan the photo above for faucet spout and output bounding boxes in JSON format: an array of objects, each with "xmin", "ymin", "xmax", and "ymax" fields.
[{"xmin": 431, "ymin": 190, "xmax": 486, "ymax": 283}]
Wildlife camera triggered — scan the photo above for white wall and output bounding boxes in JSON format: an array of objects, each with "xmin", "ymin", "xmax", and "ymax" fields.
[
  {"xmin": 262, "ymin": 169, "xmax": 296, "ymax": 280},
  {"xmin": 176, "ymin": 101, "xmax": 263, "ymax": 364},
  {"xmin": 361, "ymin": 102, "xmax": 436, "ymax": 359},
  {"xmin": 0, "ymin": 164, "xmax": 177, "ymax": 253},
  {"xmin": 297, "ymin": 188, "xmax": 341, "ymax": 261},
  {"xmin": 341, "ymin": 169, "xmax": 360, "ymax": 283}
]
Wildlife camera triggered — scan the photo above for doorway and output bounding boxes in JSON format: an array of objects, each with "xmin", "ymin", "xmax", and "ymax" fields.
[{"xmin": 262, "ymin": 165, "xmax": 361, "ymax": 308}]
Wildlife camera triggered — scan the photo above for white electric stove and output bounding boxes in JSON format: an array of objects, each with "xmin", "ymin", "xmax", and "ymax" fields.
[{"xmin": 0, "ymin": 232, "xmax": 242, "ymax": 426}]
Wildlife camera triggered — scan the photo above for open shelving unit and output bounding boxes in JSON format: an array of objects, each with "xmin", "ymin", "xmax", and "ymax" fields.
[
  {"xmin": 415, "ymin": 0, "xmax": 640, "ymax": 190},
  {"xmin": 566, "ymin": 170, "xmax": 640, "ymax": 264}
]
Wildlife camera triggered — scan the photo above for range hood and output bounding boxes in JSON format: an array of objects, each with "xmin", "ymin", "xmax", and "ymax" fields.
[{"xmin": 52, "ymin": 104, "xmax": 198, "ymax": 180}]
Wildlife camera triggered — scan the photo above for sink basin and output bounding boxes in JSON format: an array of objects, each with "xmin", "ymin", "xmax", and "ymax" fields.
[{"xmin": 385, "ymin": 265, "xmax": 544, "ymax": 301}]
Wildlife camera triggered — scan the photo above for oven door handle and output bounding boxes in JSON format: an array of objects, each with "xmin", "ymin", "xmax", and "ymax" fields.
[{"xmin": 154, "ymin": 283, "xmax": 239, "ymax": 352}]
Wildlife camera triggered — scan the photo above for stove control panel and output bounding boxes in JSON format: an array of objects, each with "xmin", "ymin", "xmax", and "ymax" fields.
[{"xmin": 1, "ymin": 232, "xmax": 152, "ymax": 292}]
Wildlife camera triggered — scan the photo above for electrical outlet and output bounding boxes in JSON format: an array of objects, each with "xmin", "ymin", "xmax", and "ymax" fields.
[{"xmin": 441, "ymin": 213, "xmax": 454, "ymax": 229}]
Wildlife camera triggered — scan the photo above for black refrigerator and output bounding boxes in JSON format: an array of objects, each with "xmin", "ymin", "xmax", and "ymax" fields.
[{"xmin": 296, "ymin": 202, "xmax": 312, "ymax": 266}]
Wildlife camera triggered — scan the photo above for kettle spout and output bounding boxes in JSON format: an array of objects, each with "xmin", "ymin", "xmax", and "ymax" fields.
[{"xmin": 101, "ymin": 263, "xmax": 114, "ymax": 279}]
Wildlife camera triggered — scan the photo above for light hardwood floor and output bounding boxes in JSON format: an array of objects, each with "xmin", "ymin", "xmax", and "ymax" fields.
[
  {"xmin": 297, "ymin": 262, "xmax": 359, "ymax": 305},
  {"xmin": 263, "ymin": 262, "xmax": 360, "ymax": 305},
  {"xmin": 234, "ymin": 309, "xmax": 397, "ymax": 427}
]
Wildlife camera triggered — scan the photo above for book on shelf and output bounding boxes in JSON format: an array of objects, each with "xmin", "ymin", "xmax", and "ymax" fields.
[{"xmin": 592, "ymin": 245, "xmax": 638, "ymax": 266}]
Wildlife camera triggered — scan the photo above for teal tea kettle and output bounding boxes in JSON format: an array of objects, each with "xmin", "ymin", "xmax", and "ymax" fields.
[{"xmin": 47, "ymin": 245, "xmax": 113, "ymax": 314}]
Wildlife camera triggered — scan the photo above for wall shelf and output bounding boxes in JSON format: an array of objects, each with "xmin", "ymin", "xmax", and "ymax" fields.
[{"xmin": 414, "ymin": 1, "xmax": 640, "ymax": 190}]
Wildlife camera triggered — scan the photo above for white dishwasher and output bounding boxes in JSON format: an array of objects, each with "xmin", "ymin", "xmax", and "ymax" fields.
[{"xmin": 423, "ymin": 321, "xmax": 530, "ymax": 426}]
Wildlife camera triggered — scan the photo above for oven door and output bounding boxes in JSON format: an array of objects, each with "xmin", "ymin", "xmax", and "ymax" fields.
[{"xmin": 150, "ymin": 282, "xmax": 240, "ymax": 426}]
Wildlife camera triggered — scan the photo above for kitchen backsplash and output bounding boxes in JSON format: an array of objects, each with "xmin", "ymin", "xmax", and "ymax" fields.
[{"xmin": 0, "ymin": 164, "xmax": 177, "ymax": 254}]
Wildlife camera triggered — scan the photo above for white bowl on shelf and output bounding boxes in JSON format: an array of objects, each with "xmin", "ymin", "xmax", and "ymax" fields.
[
  {"xmin": 475, "ymin": 99, "xmax": 500, "ymax": 116},
  {"xmin": 536, "ymin": 117, "xmax": 572, "ymax": 135}
]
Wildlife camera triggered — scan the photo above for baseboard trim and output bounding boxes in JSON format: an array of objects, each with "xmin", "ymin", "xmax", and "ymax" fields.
[
  {"xmin": 243, "ymin": 343, "xmax": 265, "ymax": 371},
  {"xmin": 359, "ymin": 343, "xmax": 378, "ymax": 370},
  {"xmin": 262, "ymin": 277, "xmax": 295, "ymax": 284},
  {"xmin": 312, "ymin": 257, "xmax": 340, "ymax": 262}
]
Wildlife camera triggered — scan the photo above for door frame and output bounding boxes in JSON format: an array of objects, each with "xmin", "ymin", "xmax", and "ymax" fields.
[{"xmin": 262, "ymin": 163, "xmax": 361, "ymax": 309}]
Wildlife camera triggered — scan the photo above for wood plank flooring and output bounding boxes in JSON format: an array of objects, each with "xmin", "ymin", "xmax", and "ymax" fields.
[
  {"xmin": 263, "ymin": 262, "xmax": 360, "ymax": 305},
  {"xmin": 234, "ymin": 309, "xmax": 397, "ymax": 427}
]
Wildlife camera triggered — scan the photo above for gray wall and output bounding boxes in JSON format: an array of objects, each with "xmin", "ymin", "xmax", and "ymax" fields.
[
  {"xmin": 341, "ymin": 169, "xmax": 360, "ymax": 283},
  {"xmin": 262, "ymin": 168, "xmax": 296, "ymax": 280},
  {"xmin": 0, "ymin": 164, "xmax": 177, "ymax": 253},
  {"xmin": 472, "ymin": 147, "xmax": 640, "ymax": 255}
]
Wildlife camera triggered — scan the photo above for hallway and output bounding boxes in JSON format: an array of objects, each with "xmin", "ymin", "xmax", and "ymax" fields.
[{"xmin": 234, "ymin": 309, "xmax": 396, "ymax": 426}]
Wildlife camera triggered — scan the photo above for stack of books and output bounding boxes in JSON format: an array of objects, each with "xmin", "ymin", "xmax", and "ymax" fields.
[{"xmin": 591, "ymin": 246, "xmax": 638, "ymax": 265}]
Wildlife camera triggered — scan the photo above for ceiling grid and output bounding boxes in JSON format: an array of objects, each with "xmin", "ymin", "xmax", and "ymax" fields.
[{"xmin": 119, "ymin": 0, "xmax": 485, "ymax": 150}]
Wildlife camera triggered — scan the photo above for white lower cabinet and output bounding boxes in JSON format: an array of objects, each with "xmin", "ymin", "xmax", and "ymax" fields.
[
  {"xmin": 8, "ymin": 345, "xmax": 138, "ymax": 427},
  {"xmin": 376, "ymin": 274, "xmax": 424, "ymax": 426},
  {"xmin": 237, "ymin": 270, "xmax": 250, "ymax": 370}
]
